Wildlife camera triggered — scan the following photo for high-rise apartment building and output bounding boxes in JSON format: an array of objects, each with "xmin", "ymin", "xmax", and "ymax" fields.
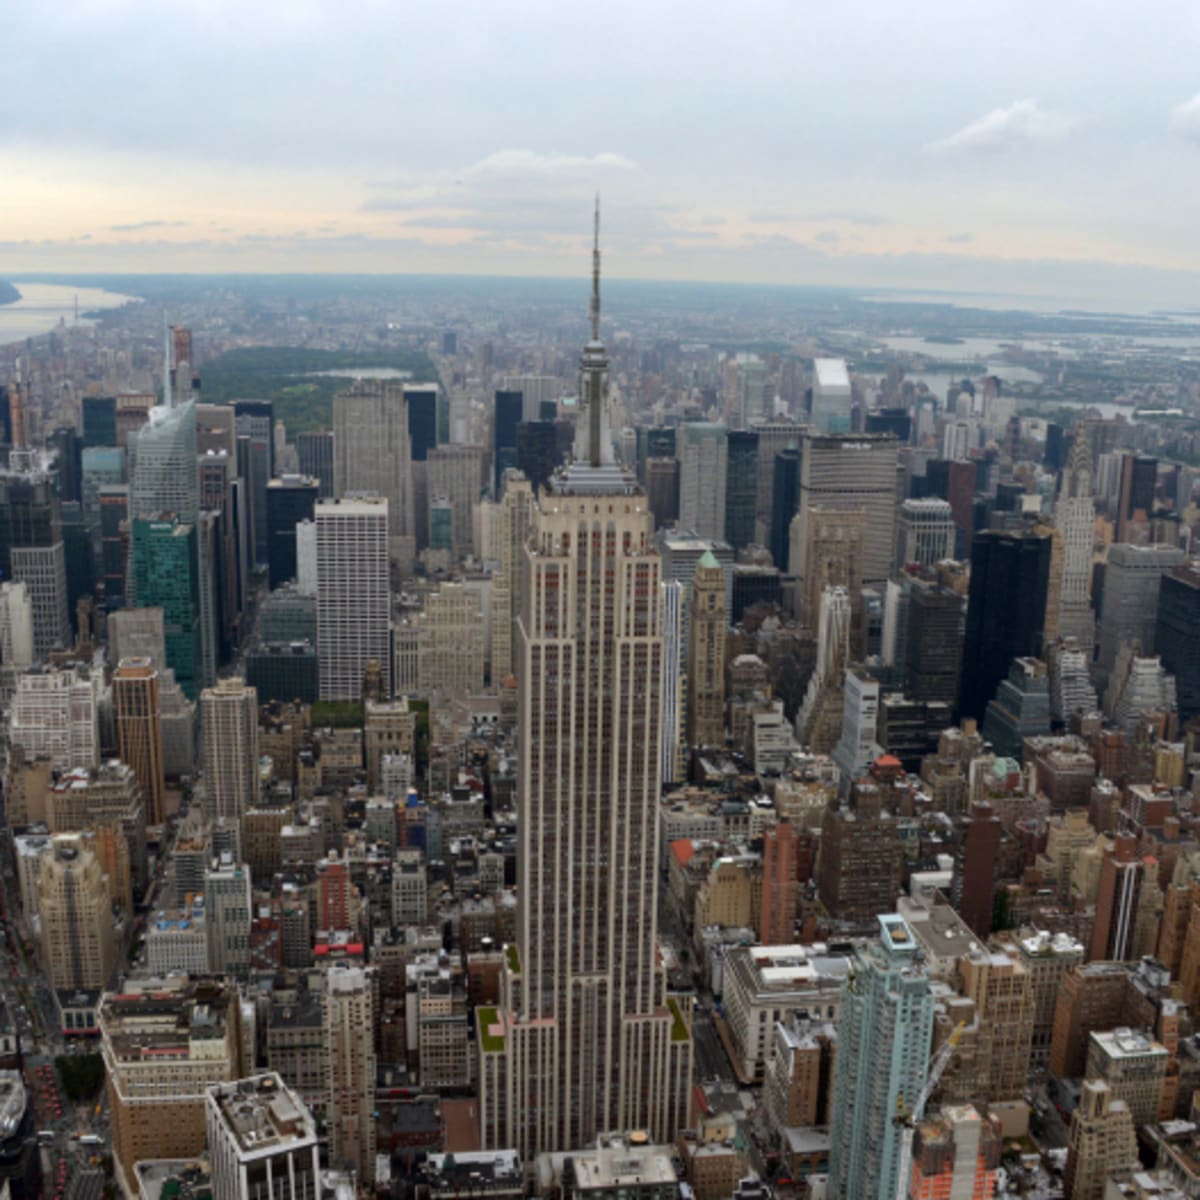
[
  {"xmin": 114, "ymin": 657, "xmax": 166, "ymax": 827},
  {"xmin": 205, "ymin": 855, "xmax": 252, "ymax": 977},
  {"xmin": 1063, "ymin": 1080, "xmax": 1137, "ymax": 1200},
  {"xmin": 332, "ymin": 380, "xmax": 413, "ymax": 562},
  {"xmin": 324, "ymin": 965, "xmax": 377, "ymax": 1184},
  {"xmin": 792, "ymin": 502, "xmax": 865, "ymax": 633},
  {"xmin": 37, "ymin": 833, "xmax": 115, "ymax": 992},
  {"xmin": 686, "ymin": 551, "xmax": 726, "ymax": 749},
  {"xmin": 758, "ymin": 819, "xmax": 799, "ymax": 946},
  {"xmin": 829, "ymin": 913, "xmax": 935, "ymax": 1200},
  {"xmin": 202, "ymin": 677, "xmax": 260, "ymax": 833},
  {"xmin": 903, "ymin": 580, "xmax": 965, "ymax": 706},
  {"xmin": 1056, "ymin": 428, "xmax": 1097, "ymax": 647},
  {"xmin": 205, "ymin": 1075, "xmax": 320, "ymax": 1200},
  {"xmin": 1115, "ymin": 452, "xmax": 1158, "ymax": 543},
  {"xmin": 315, "ymin": 497, "xmax": 390, "ymax": 701},
  {"xmin": 478, "ymin": 217, "xmax": 691, "ymax": 1159},
  {"xmin": 958, "ymin": 527, "xmax": 1052, "ymax": 721},
  {"xmin": 678, "ymin": 423, "xmax": 728, "ymax": 540}
]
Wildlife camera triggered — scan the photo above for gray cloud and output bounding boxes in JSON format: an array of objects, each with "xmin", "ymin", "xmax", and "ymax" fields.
[
  {"xmin": 926, "ymin": 99, "xmax": 1074, "ymax": 155},
  {"xmin": 802, "ymin": 210, "xmax": 888, "ymax": 227},
  {"xmin": 109, "ymin": 219, "xmax": 190, "ymax": 232},
  {"xmin": 946, "ymin": 232, "xmax": 975, "ymax": 243}
]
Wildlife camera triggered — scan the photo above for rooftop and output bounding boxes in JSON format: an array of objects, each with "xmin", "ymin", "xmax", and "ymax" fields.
[{"xmin": 207, "ymin": 1074, "xmax": 316, "ymax": 1158}]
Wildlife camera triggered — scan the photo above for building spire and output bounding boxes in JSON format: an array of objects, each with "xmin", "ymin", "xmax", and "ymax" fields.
[
  {"xmin": 163, "ymin": 311, "xmax": 173, "ymax": 410},
  {"xmin": 590, "ymin": 193, "xmax": 601, "ymax": 344}
]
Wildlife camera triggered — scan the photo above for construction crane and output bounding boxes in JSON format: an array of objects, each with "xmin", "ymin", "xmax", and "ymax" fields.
[{"xmin": 894, "ymin": 1021, "xmax": 966, "ymax": 1200}]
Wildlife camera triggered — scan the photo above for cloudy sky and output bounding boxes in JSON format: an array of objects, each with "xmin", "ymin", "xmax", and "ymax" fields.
[{"xmin": 4, "ymin": 0, "xmax": 1200, "ymax": 303}]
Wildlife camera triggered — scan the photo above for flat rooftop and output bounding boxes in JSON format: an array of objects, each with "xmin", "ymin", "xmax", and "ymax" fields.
[{"xmin": 208, "ymin": 1074, "xmax": 315, "ymax": 1156}]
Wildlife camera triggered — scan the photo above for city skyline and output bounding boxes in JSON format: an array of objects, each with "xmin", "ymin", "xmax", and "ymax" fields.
[{"xmin": 4, "ymin": 2, "xmax": 1200, "ymax": 303}]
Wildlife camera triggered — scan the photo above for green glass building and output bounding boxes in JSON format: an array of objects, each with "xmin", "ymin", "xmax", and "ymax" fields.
[{"xmin": 132, "ymin": 518, "xmax": 200, "ymax": 698}]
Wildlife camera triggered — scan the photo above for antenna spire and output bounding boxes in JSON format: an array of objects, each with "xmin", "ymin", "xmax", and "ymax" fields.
[{"xmin": 590, "ymin": 193, "xmax": 601, "ymax": 343}]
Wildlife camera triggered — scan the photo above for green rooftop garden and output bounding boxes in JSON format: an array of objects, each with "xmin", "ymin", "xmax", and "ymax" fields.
[
  {"xmin": 505, "ymin": 944, "xmax": 520, "ymax": 974},
  {"xmin": 478, "ymin": 1006, "xmax": 505, "ymax": 1053}
]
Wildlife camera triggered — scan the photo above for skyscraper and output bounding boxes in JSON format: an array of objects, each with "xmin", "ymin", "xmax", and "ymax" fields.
[
  {"xmin": 895, "ymin": 498, "xmax": 956, "ymax": 570},
  {"xmin": 829, "ymin": 913, "xmax": 935, "ymax": 1200},
  {"xmin": 233, "ymin": 399, "xmax": 273, "ymax": 567},
  {"xmin": 1155, "ymin": 561, "xmax": 1200, "ymax": 719},
  {"xmin": 324, "ymin": 965, "xmax": 377, "ymax": 1184},
  {"xmin": 132, "ymin": 518, "xmax": 201, "ymax": 698},
  {"xmin": 724, "ymin": 429, "xmax": 759, "ymax": 550},
  {"xmin": 1095, "ymin": 542, "xmax": 1184, "ymax": 689},
  {"xmin": 37, "ymin": 833, "xmax": 116, "ymax": 992},
  {"xmin": 1055, "ymin": 427, "xmax": 1097, "ymax": 648},
  {"xmin": 265, "ymin": 475, "xmax": 319, "ymax": 589},
  {"xmin": 201, "ymin": 677, "xmax": 260, "ymax": 834},
  {"xmin": 489, "ymin": 472, "xmax": 534, "ymax": 686},
  {"xmin": 128, "ymin": 399, "xmax": 199, "ymax": 524},
  {"xmin": 333, "ymin": 379, "xmax": 413, "ymax": 564},
  {"xmin": 793, "ymin": 433, "xmax": 899, "ymax": 588},
  {"xmin": 810, "ymin": 358, "xmax": 852, "ymax": 434},
  {"xmin": 661, "ymin": 579, "xmax": 686, "ymax": 786},
  {"xmin": 0, "ymin": 455, "xmax": 71, "ymax": 657},
  {"xmin": 493, "ymin": 390, "xmax": 524, "ymax": 496},
  {"xmin": 687, "ymin": 550, "xmax": 727, "ymax": 749},
  {"xmin": 205, "ymin": 1075, "xmax": 319, "ymax": 1200},
  {"xmin": 958, "ymin": 527, "xmax": 1052, "ymax": 721},
  {"xmin": 295, "ymin": 430, "xmax": 334, "ymax": 499},
  {"xmin": 315, "ymin": 497, "xmax": 390, "ymax": 700},
  {"xmin": 478, "ymin": 209, "xmax": 691, "ymax": 1159},
  {"xmin": 678, "ymin": 422, "xmax": 728, "ymax": 540},
  {"xmin": 114, "ymin": 657, "xmax": 166, "ymax": 828}
]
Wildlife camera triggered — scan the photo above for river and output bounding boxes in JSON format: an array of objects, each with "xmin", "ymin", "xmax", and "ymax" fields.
[{"xmin": 0, "ymin": 281, "xmax": 139, "ymax": 348}]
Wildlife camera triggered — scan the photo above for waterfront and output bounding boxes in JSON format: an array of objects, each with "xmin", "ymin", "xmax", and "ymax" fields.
[{"xmin": 0, "ymin": 281, "xmax": 138, "ymax": 347}]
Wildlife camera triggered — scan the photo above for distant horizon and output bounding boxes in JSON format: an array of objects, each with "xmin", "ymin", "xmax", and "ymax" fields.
[{"xmin": 4, "ymin": 269, "xmax": 1199, "ymax": 321}]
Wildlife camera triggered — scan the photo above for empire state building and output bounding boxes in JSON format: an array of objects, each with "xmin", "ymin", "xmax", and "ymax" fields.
[{"xmin": 478, "ymin": 206, "xmax": 692, "ymax": 1157}]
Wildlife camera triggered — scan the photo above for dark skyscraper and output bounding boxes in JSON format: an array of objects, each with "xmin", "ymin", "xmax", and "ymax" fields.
[
  {"xmin": 958, "ymin": 527, "xmax": 1052, "ymax": 721},
  {"xmin": 265, "ymin": 475, "xmax": 319, "ymax": 589},
  {"xmin": 769, "ymin": 448, "xmax": 800, "ymax": 571},
  {"xmin": 234, "ymin": 399, "xmax": 273, "ymax": 567},
  {"xmin": 493, "ymin": 389, "xmax": 523, "ymax": 496},
  {"xmin": 724, "ymin": 429, "xmax": 759, "ymax": 550},
  {"xmin": 1116, "ymin": 453, "xmax": 1158, "ymax": 541},
  {"xmin": 1156, "ymin": 562, "xmax": 1200, "ymax": 719},
  {"xmin": 81, "ymin": 396, "xmax": 117, "ymax": 449},
  {"xmin": 516, "ymin": 420, "xmax": 561, "ymax": 493},
  {"xmin": 406, "ymin": 385, "xmax": 438, "ymax": 462},
  {"xmin": 865, "ymin": 408, "xmax": 912, "ymax": 441},
  {"xmin": 47, "ymin": 427, "xmax": 82, "ymax": 503}
]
